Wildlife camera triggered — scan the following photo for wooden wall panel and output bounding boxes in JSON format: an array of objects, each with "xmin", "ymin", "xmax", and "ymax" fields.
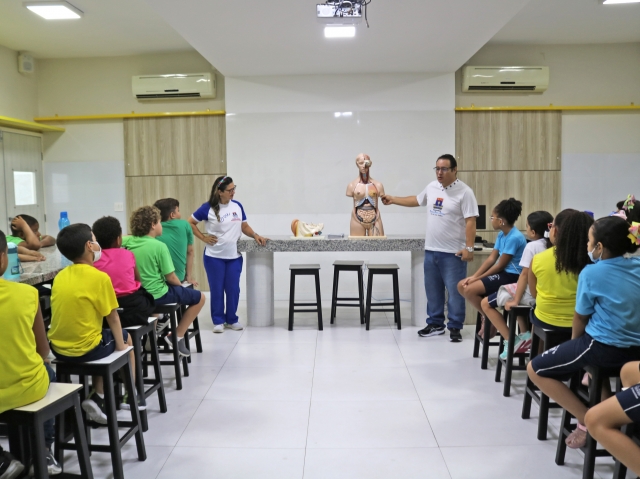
[
  {"xmin": 126, "ymin": 175, "xmax": 221, "ymax": 291},
  {"xmin": 456, "ymin": 111, "xmax": 561, "ymax": 171},
  {"xmin": 124, "ymin": 116, "xmax": 226, "ymax": 177}
]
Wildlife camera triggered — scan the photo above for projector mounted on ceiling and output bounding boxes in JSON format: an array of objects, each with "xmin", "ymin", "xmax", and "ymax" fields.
[{"xmin": 317, "ymin": 0, "xmax": 371, "ymax": 27}]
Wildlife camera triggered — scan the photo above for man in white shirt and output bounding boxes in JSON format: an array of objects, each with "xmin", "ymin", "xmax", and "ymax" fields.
[{"xmin": 382, "ymin": 154, "xmax": 478, "ymax": 342}]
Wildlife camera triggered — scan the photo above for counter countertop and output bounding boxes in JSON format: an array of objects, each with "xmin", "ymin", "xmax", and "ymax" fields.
[{"xmin": 11, "ymin": 246, "xmax": 65, "ymax": 286}]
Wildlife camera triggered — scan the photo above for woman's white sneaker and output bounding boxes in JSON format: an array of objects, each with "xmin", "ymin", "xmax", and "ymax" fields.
[
  {"xmin": 224, "ymin": 322, "xmax": 244, "ymax": 331},
  {"xmin": 213, "ymin": 324, "xmax": 225, "ymax": 333}
]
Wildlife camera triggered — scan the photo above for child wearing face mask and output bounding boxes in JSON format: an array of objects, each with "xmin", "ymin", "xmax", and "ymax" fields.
[
  {"xmin": 528, "ymin": 216, "xmax": 640, "ymax": 450},
  {"xmin": 48, "ymin": 223, "xmax": 134, "ymax": 424}
]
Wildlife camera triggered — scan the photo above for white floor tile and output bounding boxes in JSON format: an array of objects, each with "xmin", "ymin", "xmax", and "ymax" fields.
[
  {"xmin": 206, "ymin": 367, "xmax": 314, "ymax": 401},
  {"xmin": 160, "ymin": 365, "xmax": 220, "ymax": 400},
  {"xmin": 314, "ymin": 341, "xmax": 406, "ymax": 368},
  {"xmin": 177, "ymin": 400, "xmax": 310, "ymax": 448},
  {"xmin": 224, "ymin": 342, "xmax": 317, "ymax": 368},
  {"xmin": 238, "ymin": 326, "xmax": 318, "ymax": 344},
  {"xmin": 140, "ymin": 398, "xmax": 204, "ymax": 446},
  {"xmin": 303, "ymin": 448, "xmax": 452, "ymax": 479},
  {"xmin": 312, "ymin": 367, "xmax": 419, "ymax": 401},
  {"xmin": 307, "ymin": 400, "xmax": 437, "ymax": 449}
]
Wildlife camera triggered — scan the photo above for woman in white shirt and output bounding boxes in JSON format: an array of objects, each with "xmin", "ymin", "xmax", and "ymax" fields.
[{"xmin": 189, "ymin": 176, "xmax": 267, "ymax": 333}]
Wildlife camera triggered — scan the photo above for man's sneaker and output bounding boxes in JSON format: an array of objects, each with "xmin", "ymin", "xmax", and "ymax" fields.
[
  {"xmin": 417, "ymin": 325, "xmax": 445, "ymax": 337},
  {"xmin": 224, "ymin": 322, "xmax": 244, "ymax": 331},
  {"xmin": 514, "ymin": 331, "xmax": 532, "ymax": 353},
  {"xmin": 120, "ymin": 392, "xmax": 147, "ymax": 411},
  {"xmin": 0, "ymin": 448, "xmax": 24, "ymax": 479},
  {"xmin": 213, "ymin": 324, "xmax": 225, "ymax": 333},
  {"xmin": 81, "ymin": 392, "xmax": 108, "ymax": 424},
  {"xmin": 499, "ymin": 340, "xmax": 509, "ymax": 360},
  {"xmin": 449, "ymin": 328, "xmax": 462, "ymax": 342}
]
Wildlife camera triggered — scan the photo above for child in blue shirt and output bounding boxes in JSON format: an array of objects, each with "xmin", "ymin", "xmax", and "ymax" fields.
[
  {"xmin": 528, "ymin": 216, "xmax": 640, "ymax": 450},
  {"xmin": 458, "ymin": 198, "xmax": 527, "ymax": 331}
]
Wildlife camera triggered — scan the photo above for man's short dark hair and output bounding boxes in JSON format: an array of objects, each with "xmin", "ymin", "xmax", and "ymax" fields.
[
  {"xmin": 154, "ymin": 198, "xmax": 180, "ymax": 222},
  {"xmin": 0, "ymin": 230, "xmax": 7, "ymax": 253},
  {"xmin": 92, "ymin": 216, "xmax": 122, "ymax": 249},
  {"xmin": 57, "ymin": 224, "xmax": 92, "ymax": 261},
  {"xmin": 437, "ymin": 154, "xmax": 457, "ymax": 169}
]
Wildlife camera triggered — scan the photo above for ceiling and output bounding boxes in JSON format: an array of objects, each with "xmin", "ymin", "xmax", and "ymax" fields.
[
  {"xmin": 143, "ymin": 0, "xmax": 530, "ymax": 76},
  {"xmin": 0, "ymin": 0, "xmax": 191, "ymax": 58},
  {"xmin": 491, "ymin": 0, "xmax": 640, "ymax": 44}
]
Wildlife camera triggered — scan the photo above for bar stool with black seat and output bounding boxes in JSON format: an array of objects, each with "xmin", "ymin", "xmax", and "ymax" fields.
[
  {"xmin": 288, "ymin": 264, "xmax": 323, "ymax": 331},
  {"xmin": 153, "ymin": 303, "xmax": 189, "ymax": 390},
  {"xmin": 0, "ymin": 383, "xmax": 93, "ymax": 479},
  {"xmin": 54, "ymin": 347, "xmax": 146, "ymax": 479},
  {"xmin": 555, "ymin": 365, "xmax": 622, "ymax": 479},
  {"xmin": 521, "ymin": 326, "xmax": 572, "ymax": 440},
  {"xmin": 330, "ymin": 260, "xmax": 365, "ymax": 325},
  {"xmin": 180, "ymin": 283, "xmax": 203, "ymax": 363},
  {"xmin": 495, "ymin": 306, "xmax": 531, "ymax": 396},
  {"xmin": 612, "ymin": 423, "xmax": 639, "ymax": 479},
  {"xmin": 124, "ymin": 317, "xmax": 167, "ymax": 432},
  {"xmin": 472, "ymin": 311, "xmax": 503, "ymax": 370},
  {"xmin": 364, "ymin": 264, "xmax": 401, "ymax": 331}
]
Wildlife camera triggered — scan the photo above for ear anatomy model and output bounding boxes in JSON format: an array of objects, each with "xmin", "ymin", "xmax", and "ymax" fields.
[{"xmin": 346, "ymin": 153, "xmax": 386, "ymax": 237}]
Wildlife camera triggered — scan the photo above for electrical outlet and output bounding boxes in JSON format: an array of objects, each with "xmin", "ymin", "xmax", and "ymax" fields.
[{"xmin": 114, "ymin": 202, "xmax": 124, "ymax": 212}]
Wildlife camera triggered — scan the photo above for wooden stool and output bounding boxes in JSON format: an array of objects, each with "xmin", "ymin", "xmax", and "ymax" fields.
[
  {"xmin": 181, "ymin": 283, "xmax": 203, "ymax": 364},
  {"xmin": 521, "ymin": 326, "xmax": 571, "ymax": 439},
  {"xmin": 288, "ymin": 264, "xmax": 323, "ymax": 331},
  {"xmin": 0, "ymin": 383, "xmax": 93, "ymax": 479},
  {"xmin": 556, "ymin": 365, "xmax": 621, "ymax": 479},
  {"xmin": 124, "ymin": 317, "xmax": 167, "ymax": 432},
  {"xmin": 495, "ymin": 306, "xmax": 531, "ymax": 396},
  {"xmin": 54, "ymin": 347, "xmax": 146, "ymax": 479},
  {"xmin": 153, "ymin": 303, "xmax": 189, "ymax": 390},
  {"xmin": 472, "ymin": 311, "xmax": 503, "ymax": 370},
  {"xmin": 365, "ymin": 264, "xmax": 401, "ymax": 331},
  {"xmin": 330, "ymin": 260, "xmax": 365, "ymax": 325}
]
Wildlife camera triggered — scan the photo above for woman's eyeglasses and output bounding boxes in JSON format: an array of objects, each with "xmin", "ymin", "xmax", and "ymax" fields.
[{"xmin": 223, "ymin": 186, "xmax": 237, "ymax": 193}]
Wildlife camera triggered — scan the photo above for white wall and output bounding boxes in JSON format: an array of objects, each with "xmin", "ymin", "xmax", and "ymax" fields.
[
  {"xmin": 226, "ymin": 73, "xmax": 455, "ymax": 301},
  {"xmin": 0, "ymin": 45, "xmax": 38, "ymax": 121}
]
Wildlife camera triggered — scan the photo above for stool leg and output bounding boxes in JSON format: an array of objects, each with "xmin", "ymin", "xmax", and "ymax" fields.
[
  {"xmin": 71, "ymin": 394, "xmax": 94, "ymax": 479},
  {"xmin": 582, "ymin": 369, "xmax": 602, "ymax": 479},
  {"xmin": 330, "ymin": 267, "xmax": 338, "ymax": 324},
  {"xmin": 538, "ymin": 393, "xmax": 550, "ymax": 440},
  {"xmin": 193, "ymin": 317, "xmax": 203, "ymax": 353},
  {"xmin": 180, "ymin": 307, "xmax": 192, "ymax": 364},
  {"xmin": 473, "ymin": 312, "xmax": 481, "ymax": 358},
  {"xmin": 522, "ymin": 332, "xmax": 539, "ymax": 420},
  {"xmin": 31, "ymin": 416, "xmax": 48, "ymax": 479},
  {"xmin": 495, "ymin": 336, "xmax": 504, "ymax": 382},
  {"xmin": 503, "ymin": 309, "xmax": 517, "ymax": 396},
  {"xmin": 288, "ymin": 271, "xmax": 296, "ymax": 331},
  {"xmin": 315, "ymin": 270, "xmax": 323, "ymax": 331},
  {"xmin": 481, "ymin": 312, "xmax": 491, "ymax": 370},
  {"xmin": 149, "ymin": 327, "xmax": 168, "ymax": 414},
  {"xmin": 123, "ymin": 359, "xmax": 147, "ymax": 462},
  {"xmin": 365, "ymin": 270, "xmax": 373, "ymax": 331},
  {"xmin": 357, "ymin": 267, "xmax": 365, "ymax": 325},
  {"xmin": 392, "ymin": 271, "xmax": 401, "ymax": 330},
  {"xmin": 103, "ymin": 372, "xmax": 125, "ymax": 479},
  {"xmin": 170, "ymin": 312, "xmax": 183, "ymax": 390},
  {"xmin": 131, "ymin": 332, "xmax": 148, "ymax": 432}
]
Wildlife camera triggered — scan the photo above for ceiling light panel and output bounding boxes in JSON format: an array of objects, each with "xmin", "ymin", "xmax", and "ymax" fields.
[
  {"xmin": 24, "ymin": 1, "xmax": 83, "ymax": 19},
  {"xmin": 602, "ymin": 0, "xmax": 640, "ymax": 3},
  {"xmin": 324, "ymin": 26, "xmax": 356, "ymax": 38}
]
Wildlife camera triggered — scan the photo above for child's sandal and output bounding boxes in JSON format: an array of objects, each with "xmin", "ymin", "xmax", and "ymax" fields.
[{"xmin": 565, "ymin": 422, "xmax": 587, "ymax": 449}]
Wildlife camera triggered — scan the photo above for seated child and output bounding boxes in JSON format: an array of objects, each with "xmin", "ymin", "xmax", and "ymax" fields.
[
  {"xmin": 154, "ymin": 198, "xmax": 197, "ymax": 286},
  {"xmin": 528, "ymin": 216, "xmax": 640, "ymax": 449},
  {"xmin": 92, "ymin": 216, "xmax": 155, "ymax": 327},
  {"xmin": 0, "ymin": 230, "xmax": 61, "ymax": 475},
  {"xmin": 585, "ymin": 361, "xmax": 640, "ymax": 477},
  {"xmin": 8, "ymin": 214, "xmax": 55, "ymax": 251},
  {"xmin": 48, "ymin": 223, "xmax": 134, "ymax": 423},
  {"xmin": 122, "ymin": 206, "xmax": 205, "ymax": 358},
  {"xmin": 481, "ymin": 210, "xmax": 553, "ymax": 358},
  {"xmin": 458, "ymin": 198, "xmax": 527, "ymax": 334}
]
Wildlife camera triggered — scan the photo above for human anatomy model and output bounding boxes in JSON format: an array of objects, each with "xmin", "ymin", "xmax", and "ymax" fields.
[{"xmin": 346, "ymin": 153, "xmax": 385, "ymax": 237}]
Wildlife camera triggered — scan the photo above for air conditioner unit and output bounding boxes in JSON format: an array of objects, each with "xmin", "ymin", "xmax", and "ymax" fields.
[
  {"xmin": 462, "ymin": 66, "xmax": 549, "ymax": 92},
  {"xmin": 132, "ymin": 72, "xmax": 216, "ymax": 100}
]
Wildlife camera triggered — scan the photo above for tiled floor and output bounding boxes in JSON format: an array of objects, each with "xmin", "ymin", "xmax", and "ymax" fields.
[{"xmin": 8, "ymin": 301, "xmax": 633, "ymax": 478}]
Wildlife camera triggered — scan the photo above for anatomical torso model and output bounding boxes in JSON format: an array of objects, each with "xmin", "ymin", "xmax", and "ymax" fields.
[{"xmin": 346, "ymin": 153, "xmax": 385, "ymax": 237}]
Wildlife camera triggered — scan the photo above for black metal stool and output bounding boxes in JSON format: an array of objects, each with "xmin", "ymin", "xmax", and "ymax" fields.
[
  {"xmin": 556, "ymin": 365, "xmax": 622, "ymax": 479},
  {"xmin": 495, "ymin": 306, "xmax": 531, "ymax": 396},
  {"xmin": 472, "ymin": 311, "xmax": 503, "ymax": 370},
  {"xmin": 55, "ymin": 347, "xmax": 146, "ymax": 479},
  {"xmin": 365, "ymin": 264, "xmax": 401, "ymax": 330},
  {"xmin": 0, "ymin": 383, "xmax": 93, "ymax": 479},
  {"xmin": 521, "ymin": 325, "xmax": 572, "ymax": 439},
  {"xmin": 613, "ymin": 423, "xmax": 638, "ymax": 479},
  {"xmin": 124, "ymin": 317, "xmax": 167, "ymax": 432},
  {"xmin": 154, "ymin": 303, "xmax": 189, "ymax": 390},
  {"xmin": 181, "ymin": 284, "xmax": 203, "ymax": 363},
  {"xmin": 330, "ymin": 260, "xmax": 365, "ymax": 325},
  {"xmin": 288, "ymin": 264, "xmax": 323, "ymax": 331}
]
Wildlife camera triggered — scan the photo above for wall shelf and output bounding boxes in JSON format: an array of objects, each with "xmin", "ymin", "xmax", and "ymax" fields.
[
  {"xmin": 0, "ymin": 115, "xmax": 65, "ymax": 133},
  {"xmin": 456, "ymin": 105, "xmax": 639, "ymax": 112},
  {"xmin": 34, "ymin": 110, "xmax": 227, "ymax": 122}
]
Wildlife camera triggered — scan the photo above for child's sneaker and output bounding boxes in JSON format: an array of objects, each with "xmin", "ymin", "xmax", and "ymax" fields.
[
  {"xmin": 224, "ymin": 322, "xmax": 244, "ymax": 331},
  {"xmin": 81, "ymin": 391, "xmax": 108, "ymax": 424},
  {"xmin": 499, "ymin": 340, "xmax": 509, "ymax": 360},
  {"xmin": 120, "ymin": 392, "xmax": 147, "ymax": 411},
  {"xmin": 164, "ymin": 334, "xmax": 191, "ymax": 357},
  {"xmin": 0, "ymin": 448, "xmax": 24, "ymax": 479},
  {"xmin": 514, "ymin": 331, "xmax": 532, "ymax": 353}
]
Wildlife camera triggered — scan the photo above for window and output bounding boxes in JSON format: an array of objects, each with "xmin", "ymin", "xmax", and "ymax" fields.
[{"xmin": 14, "ymin": 171, "xmax": 37, "ymax": 206}]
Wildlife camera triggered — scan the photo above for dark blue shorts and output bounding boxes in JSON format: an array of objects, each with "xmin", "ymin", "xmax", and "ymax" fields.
[
  {"xmin": 530, "ymin": 308, "xmax": 572, "ymax": 333},
  {"xmin": 531, "ymin": 333, "xmax": 640, "ymax": 381},
  {"xmin": 617, "ymin": 383, "xmax": 640, "ymax": 423},
  {"xmin": 480, "ymin": 272, "xmax": 519, "ymax": 296},
  {"xmin": 155, "ymin": 284, "xmax": 202, "ymax": 306},
  {"xmin": 52, "ymin": 328, "xmax": 129, "ymax": 363}
]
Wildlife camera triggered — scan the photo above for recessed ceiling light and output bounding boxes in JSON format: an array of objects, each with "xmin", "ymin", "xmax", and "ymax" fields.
[
  {"xmin": 602, "ymin": 0, "xmax": 640, "ymax": 3},
  {"xmin": 324, "ymin": 26, "xmax": 356, "ymax": 38},
  {"xmin": 24, "ymin": 1, "xmax": 83, "ymax": 19}
]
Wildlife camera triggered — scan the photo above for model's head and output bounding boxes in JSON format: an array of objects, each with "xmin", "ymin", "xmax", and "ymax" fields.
[
  {"xmin": 356, "ymin": 154, "xmax": 372, "ymax": 174},
  {"xmin": 590, "ymin": 216, "xmax": 639, "ymax": 260},
  {"xmin": 92, "ymin": 216, "xmax": 122, "ymax": 249},
  {"xmin": 552, "ymin": 209, "xmax": 594, "ymax": 275},
  {"xmin": 435, "ymin": 154, "xmax": 457, "ymax": 185}
]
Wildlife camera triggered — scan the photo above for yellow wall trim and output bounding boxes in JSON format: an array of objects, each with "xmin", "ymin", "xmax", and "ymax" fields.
[
  {"xmin": 35, "ymin": 110, "xmax": 227, "ymax": 122},
  {"xmin": 0, "ymin": 115, "xmax": 65, "ymax": 133},
  {"xmin": 456, "ymin": 104, "xmax": 639, "ymax": 112}
]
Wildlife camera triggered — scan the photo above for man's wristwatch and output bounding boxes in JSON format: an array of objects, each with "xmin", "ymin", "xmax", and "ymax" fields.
[{"xmin": 465, "ymin": 247, "xmax": 474, "ymax": 253}]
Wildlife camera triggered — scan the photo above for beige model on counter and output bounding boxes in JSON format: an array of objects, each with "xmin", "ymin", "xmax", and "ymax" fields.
[{"xmin": 347, "ymin": 154, "xmax": 386, "ymax": 238}]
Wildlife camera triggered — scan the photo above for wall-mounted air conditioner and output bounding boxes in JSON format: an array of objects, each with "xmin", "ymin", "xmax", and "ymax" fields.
[
  {"xmin": 132, "ymin": 72, "xmax": 216, "ymax": 100},
  {"xmin": 462, "ymin": 66, "xmax": 549, "ymax": 92}
]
